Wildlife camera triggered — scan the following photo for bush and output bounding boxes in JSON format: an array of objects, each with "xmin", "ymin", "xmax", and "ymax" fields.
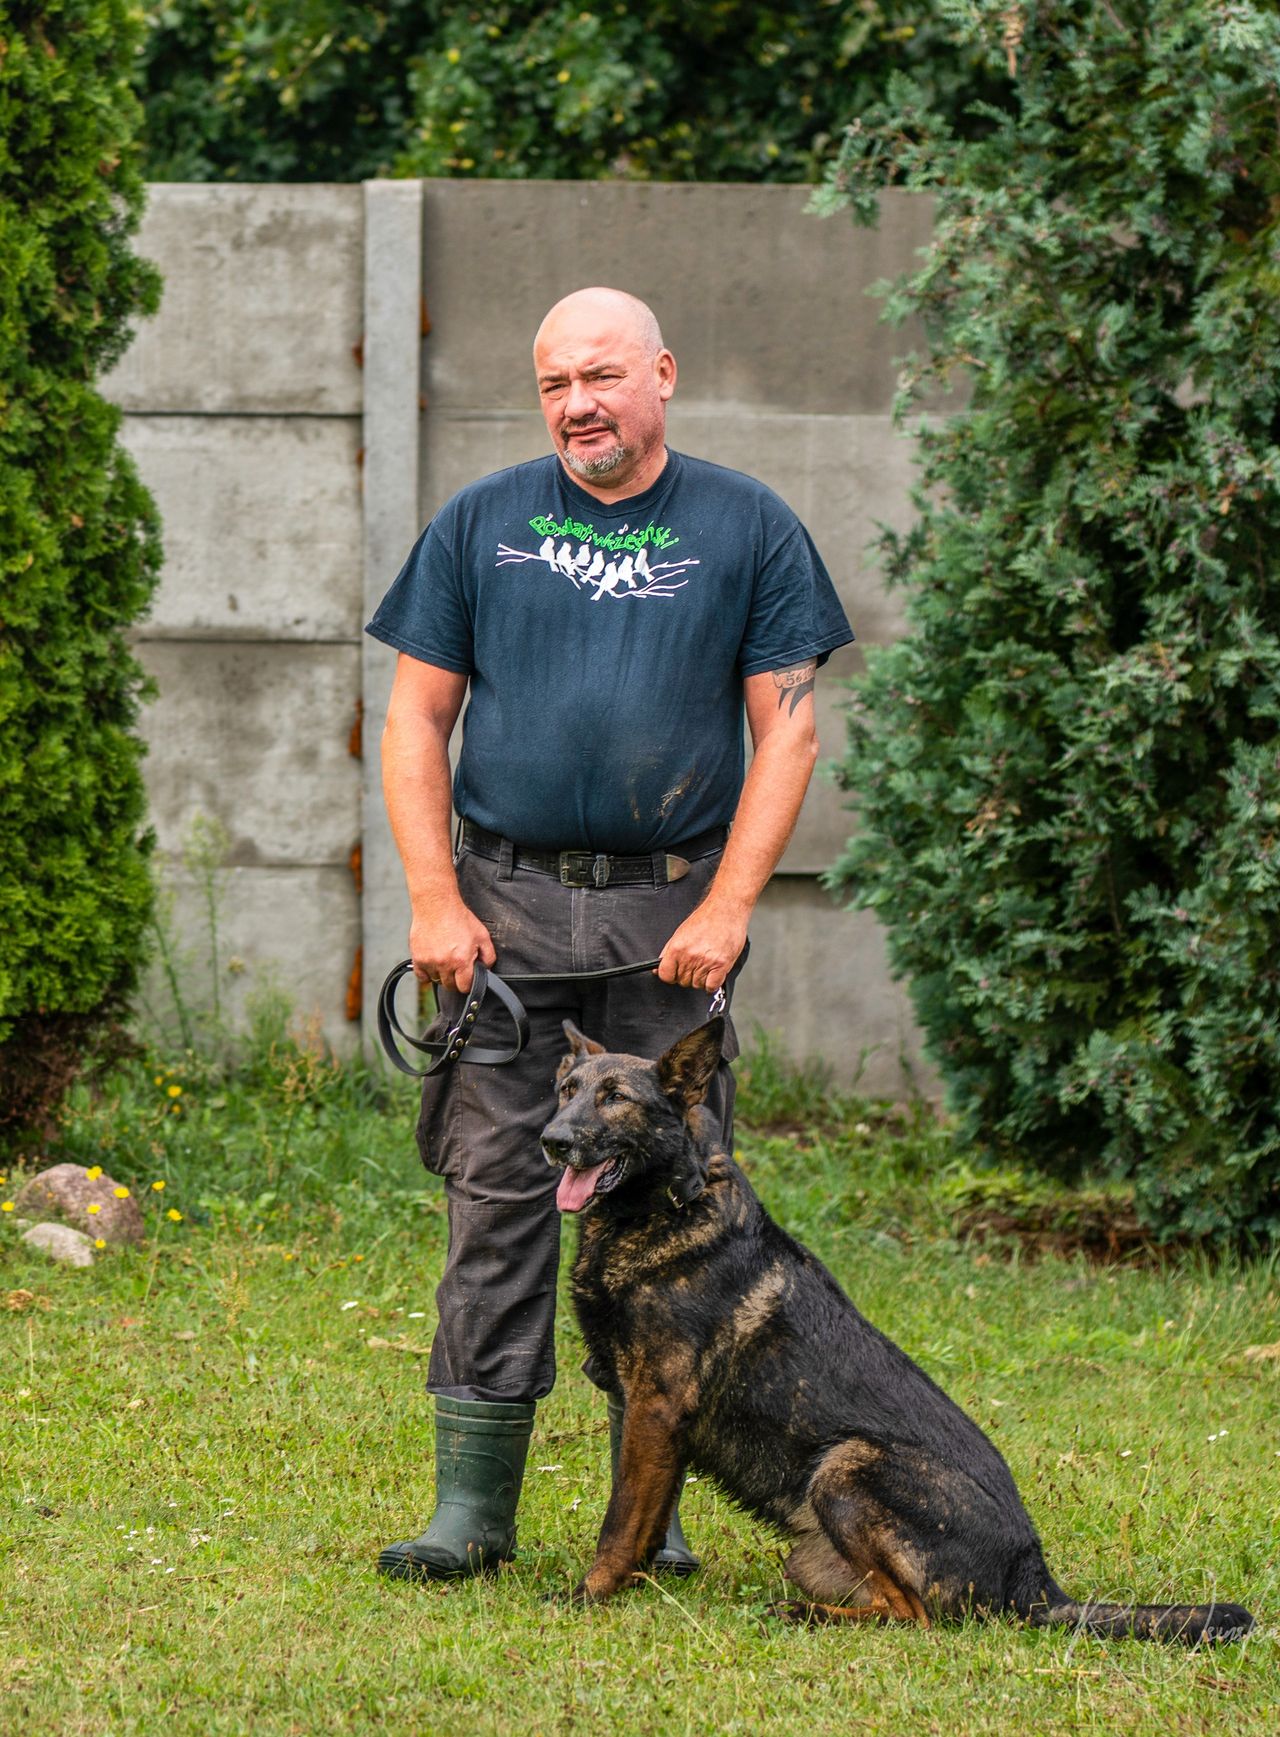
[
  {"xmin": 0, "ymin": 1, "xmax": 162, "ymax": 1137},
  {"xmin": 135, "ymin": 2, "xmax": 1006, "ymax": 184},
  {"xmin": 821, "ymin": 0, "xmax": 1280, "ymax": 1242}
]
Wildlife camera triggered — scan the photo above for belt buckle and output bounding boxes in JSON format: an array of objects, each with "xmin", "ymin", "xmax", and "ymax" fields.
[{"xmin": 559, "ymin": 851, "xmax": 610, "ymax": 888}]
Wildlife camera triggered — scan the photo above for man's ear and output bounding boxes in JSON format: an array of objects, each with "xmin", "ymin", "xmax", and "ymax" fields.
[
  {"xmin": 657, "ymin": 1018, "xmax": 724, "ymax": 1109},
  {"xmin": 557, "ymin": 1020, "xmax": 605, "ymax": 1084}
]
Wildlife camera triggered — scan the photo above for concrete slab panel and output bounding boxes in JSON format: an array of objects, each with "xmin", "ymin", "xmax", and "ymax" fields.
[
  {"xmin": 733, "ymin": 877, "xmax": 937, "ymax": 1101},
  {"xmin": 123, "ymin": 416, "xmax": 363, "ymax": 640},
  {"xmin": 421, "ymin": 183, "xmax": 935, "ymax": 416},
  {"xmin": 418, "ymin": 410, "xmax": 548, "ymax": 528},
  {"xmin": 142, "ymin": 864, "xmax": 361, "ymax": 1059},
  {"xmin": 138, "ymin": 642, "xmax": 361, "ymax": 866},
  {"xmin": 106, "ymin": 185, "xmax": 364, "ymax": 414}
]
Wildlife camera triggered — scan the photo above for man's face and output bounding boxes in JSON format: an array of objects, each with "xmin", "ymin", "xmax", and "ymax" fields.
[{"xmin": 534, "ymin": 308, "xmax": 676, "ymax": 497}]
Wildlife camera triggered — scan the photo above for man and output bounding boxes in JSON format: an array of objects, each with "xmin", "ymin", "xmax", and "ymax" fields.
[{"xmin": 366, "ymin": 286, "xmax": 853, "ymax": 1581}]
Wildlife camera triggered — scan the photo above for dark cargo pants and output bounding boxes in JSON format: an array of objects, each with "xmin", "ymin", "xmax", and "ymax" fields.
[{"xmin": 414, "ymin": 837, "xmax": 743, "ymax": 1404}]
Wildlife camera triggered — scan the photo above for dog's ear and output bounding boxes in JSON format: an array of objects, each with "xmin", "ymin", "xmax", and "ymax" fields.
[
  {"xmin": 669, "ymin": 1138, "xmax": 710, "ymax": 1206},
  {"xmin": 557, "ymin": 1020, "xmax": 605, "ymax": 1083},
  {"xmin": 657, "ymin": 1017, "xmax": 724, "ymax": 1110}
]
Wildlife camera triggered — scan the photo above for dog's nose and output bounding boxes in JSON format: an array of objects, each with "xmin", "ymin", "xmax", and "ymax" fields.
[{"xmin": 541, "ymin": 1133, "xmax": 572, "ymax": 1163}]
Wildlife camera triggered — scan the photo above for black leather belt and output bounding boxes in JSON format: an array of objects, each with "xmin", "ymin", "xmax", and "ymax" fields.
[{"xmin": 460, "ymin": 820, "xmax": 728, "ymax": 889}]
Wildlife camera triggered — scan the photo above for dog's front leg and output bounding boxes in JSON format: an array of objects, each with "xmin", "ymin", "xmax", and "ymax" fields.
[{"xmin": 575, "ymin": 1383, "xmax": 687, "ymax": 1604}]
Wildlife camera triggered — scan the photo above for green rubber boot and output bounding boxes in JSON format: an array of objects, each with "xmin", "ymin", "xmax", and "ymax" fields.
[
  {"xmin": 607, "ymin": 1393, "xmax": 701, "ymax": 1578},
  {"xmin": 377, "ymin": 1396, "xmax": 535, "ymax": 1581}
]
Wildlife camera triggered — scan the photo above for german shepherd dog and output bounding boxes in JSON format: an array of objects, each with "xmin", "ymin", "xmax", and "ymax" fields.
[{"xmin": 541, "ymin": 1019, "xmax": 1254, "ymax": 1644}]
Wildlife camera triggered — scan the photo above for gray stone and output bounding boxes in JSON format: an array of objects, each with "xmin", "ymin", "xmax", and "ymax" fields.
[
  {"xmin": 21, "ymin": 1223, "xmax": 97, "ymax": 1269},
  {"xmin": 104, "ymin": 184, "xmax": 364, "ymax": 415},
  {"xmin": 13, "ymin": 1165, "xmax": 145, "ymax": 1245}
]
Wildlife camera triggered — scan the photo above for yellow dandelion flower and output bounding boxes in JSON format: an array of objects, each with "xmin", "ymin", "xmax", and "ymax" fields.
[
  {"xmin": 354, "ymin": 1254, "xmax": 364, "ymax": 1262},
  {"xmin": 95, "ymin": 1238, "xmax": 106, "ymax": 1250},
  {"xmin": 1, "ymin": 1202, "xmax": 14, "ymax": 1214},
  {"xmin": 113, "ymin": 1187, "xmax": 130, "ymax": 1200},
  {"xmin": 86, "ymin": 1165, "xmax": 103, "ymax": 1181},
  {"xmin": 152, "ymin": 1180, "xmax": 166, "ymax": 1191},
  {"xmin": 171, "ymin": 1104, "xmax": 181, "ymax": 1116},
  {"xmin": 154, "ymin": 1075, "xmax": 164, "ymax": 1086},
  {"xmin": 167, "ymin": 1085, "xmax": 183, "ymax": 1099},
  {"xmin": 283, "ymin": 1252, "xmax": 294, "ymax": 1261},
  {"xmin": 86, "ymin": 1203, "xmax": 102, "ymax": 1215},
  {"xmin": 166, "ymin": 1209, "xmax": 183, "ymax": 1223}
]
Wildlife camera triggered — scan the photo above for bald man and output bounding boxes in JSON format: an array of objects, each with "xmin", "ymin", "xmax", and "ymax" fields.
[{"xmin": 367, "ymin": 287, "xmax": 853, "ymax": 1582}]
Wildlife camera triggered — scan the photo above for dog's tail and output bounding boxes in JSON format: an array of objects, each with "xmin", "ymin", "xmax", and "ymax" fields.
[
  {"xmin": 1009, "ymin": 1551, "xmax": 1254, "ymax": 1645},
  {"xmin": 1025, "ymin": 1594, "xmax": 1255, "ymax": 1645}
]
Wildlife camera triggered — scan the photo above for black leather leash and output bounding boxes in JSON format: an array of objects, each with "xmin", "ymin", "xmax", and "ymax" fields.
[{"xmin": 377, "ymin": 957, "xmax": 728, "ymax": 1080}]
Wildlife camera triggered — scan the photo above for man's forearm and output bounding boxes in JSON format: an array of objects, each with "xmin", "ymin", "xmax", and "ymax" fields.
[
  {"xmin": 705, "ymin": 726, "xmax": 819, "ymax": 917},
  {"xmin": 381, "ymin": 711, "xmax": 460, "ymax": 912},
  {"xmin": 381, "ymin": 662, "xmax": 495, "ymax": 993}
]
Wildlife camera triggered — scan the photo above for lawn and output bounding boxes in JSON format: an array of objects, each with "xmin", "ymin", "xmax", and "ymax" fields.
[{"xmin": 2, "ymin": 1033, "xmax": 1277, "ymax": 1735}]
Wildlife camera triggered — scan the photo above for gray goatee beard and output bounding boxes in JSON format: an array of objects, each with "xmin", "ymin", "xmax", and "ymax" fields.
[{"xmin": 561, "ymin": 424, "xmax": 629, "ymax": 480}]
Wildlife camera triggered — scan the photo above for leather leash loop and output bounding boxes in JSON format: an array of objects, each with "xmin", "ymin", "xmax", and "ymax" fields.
[
  {"xmin": 377, "ymin": 957, "xmax": 734, "ymax": 1079},
  {"xmin": 377, "ymin": 960, "xmax": 532, "ymax": 1079}
]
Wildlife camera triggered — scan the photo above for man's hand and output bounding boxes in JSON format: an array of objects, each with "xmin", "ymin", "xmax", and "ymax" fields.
[
  {"xmin": 657, "ymin": 898, "xmax": 748, "ymax": 994},
  {"xmin": 410, "ymin": 900, "xmax": 497, "ymax": 995}
]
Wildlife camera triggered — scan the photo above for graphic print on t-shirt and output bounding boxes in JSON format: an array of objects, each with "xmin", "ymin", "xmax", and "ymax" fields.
[{"xmin": 495, "ymin": 510, "xmax": 700, "ymax": 601}]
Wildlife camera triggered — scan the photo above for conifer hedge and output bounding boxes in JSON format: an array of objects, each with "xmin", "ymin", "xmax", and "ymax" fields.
[
  {"xmin": 0, "ymin": 2, "xmax": 161, "ymax": 1135},
  {"xmin": 822, "ymin": 0, "xmax": 1280, "ymax": 1241}
]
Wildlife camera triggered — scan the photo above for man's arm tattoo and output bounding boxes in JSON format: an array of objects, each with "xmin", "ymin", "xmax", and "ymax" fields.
[{"xmin": 772, "ymin": 660, "xmax": 816, "ymax": 717}]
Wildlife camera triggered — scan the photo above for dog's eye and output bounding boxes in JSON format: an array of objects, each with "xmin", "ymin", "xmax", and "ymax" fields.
[
  {"xmin": 602, "ymin": 1088, "xmax": 625, "ymax": 1105},
  {"xmin": 560, "ymin": 1080, "xmax": 577, "ymax": 1099}
]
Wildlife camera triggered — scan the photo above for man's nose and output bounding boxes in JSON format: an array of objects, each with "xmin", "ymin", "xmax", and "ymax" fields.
[{"xmin": 562, "ymin": 375, "xmax": 599, "ymax": 421}]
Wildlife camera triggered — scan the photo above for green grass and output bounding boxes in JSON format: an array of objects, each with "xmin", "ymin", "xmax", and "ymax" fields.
[{"xmin": 3, "ymin": 1034, "xmax": 1278, "ymax": 1735}]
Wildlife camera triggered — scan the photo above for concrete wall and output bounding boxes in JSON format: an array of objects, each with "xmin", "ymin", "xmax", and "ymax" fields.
[
  {"xmin": 107, "ymin": 180, "xmax": 935, "ymax": 1093},
  {"xmin": 108, "ymin": 186, "xmax": 366, "ymax": 1051}
]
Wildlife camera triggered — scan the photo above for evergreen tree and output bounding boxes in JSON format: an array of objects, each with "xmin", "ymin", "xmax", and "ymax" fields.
[
  {"xmin": 0, "ymin": 2, "xmax": 161, "ymax": 1134},
  {"xmin": 821, "ymin": 0, "xmax": 1280, "ymax": 1241}
]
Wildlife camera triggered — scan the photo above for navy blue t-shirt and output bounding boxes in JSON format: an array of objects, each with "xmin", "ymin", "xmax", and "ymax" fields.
[{"xmin": 365, "ymin": 450, "xmax": 853, "ymax": 852}]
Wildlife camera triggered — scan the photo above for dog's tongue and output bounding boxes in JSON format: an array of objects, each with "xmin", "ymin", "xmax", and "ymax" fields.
[{"xmin": 556, "ymin": 1160, "xmax": 611, "ymax": 1214}]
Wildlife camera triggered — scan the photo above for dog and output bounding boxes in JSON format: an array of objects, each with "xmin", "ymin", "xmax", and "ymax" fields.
[{"xmin": 540, "ymin": 1017, "xmax": 1254, "ymax": 1644}]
